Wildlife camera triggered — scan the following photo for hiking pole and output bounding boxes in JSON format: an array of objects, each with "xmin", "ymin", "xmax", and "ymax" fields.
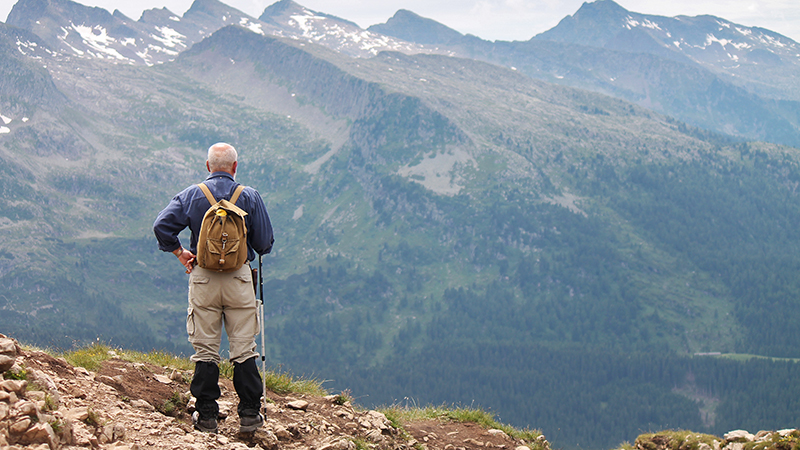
[{"xmin": 259, "ymin": 254, "xmax": 266, "ymax": 414}]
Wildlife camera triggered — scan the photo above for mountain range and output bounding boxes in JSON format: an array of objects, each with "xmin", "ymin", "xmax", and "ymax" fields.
[{"xmin": 2, "ymin": 0, "xmax": 800, "ymax": 449}]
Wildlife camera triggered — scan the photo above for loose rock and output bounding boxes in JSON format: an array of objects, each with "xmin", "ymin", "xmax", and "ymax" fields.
[{"xmin": 287, "ymin": 400, "xmax": 309, "ymax": 411}]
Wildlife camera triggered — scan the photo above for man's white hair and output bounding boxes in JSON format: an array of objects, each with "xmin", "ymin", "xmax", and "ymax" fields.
[{"xmin": 207, "ymin": 142, "xmax": 238, "ymax": 172}]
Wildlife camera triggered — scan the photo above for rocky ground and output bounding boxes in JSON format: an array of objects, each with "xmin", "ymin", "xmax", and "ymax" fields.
[
  {"xmin": 3, "ymin": 332, "xmax": 796, "ymax": 450},
  {"xmin": 0, "ymin": 334, "xmax": 541, "ymax": 449},
  {"xmin": 631, "ymin": 429, "xmax": 800, "ymax": 450}
]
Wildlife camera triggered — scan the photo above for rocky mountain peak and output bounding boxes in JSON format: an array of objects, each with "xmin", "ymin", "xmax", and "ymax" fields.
[
  {"xmin": 5, "ymin": 0, "xmax": 49, "ymax": 27},
  {"xmin": 575, "ymin": 0, "xmax": 630, "ymax": 18},
  {"xmin": 184, "ymin": 0, "xmax": 247, "ymax": 20},
  {"xmin": 260, "ymin": 0, "xmax": 303, "ymax": 18},
  {"xmin": 137, "ymin": 7, "xmax": 180, "ymax": 24},
  {"xmin": 7, "ymin": 0, "xmax": 117, "ymax": 30},
  {"xmin": 367, "ymin": 9, "xmax": 464, "ymax": 46},
  {"xmin": 534, "ymin": 0, "xmax": 632, "ymax": 46},
  {"xmin": 533, "ymin": 0, "xmax": 800, "ymax": 98}
]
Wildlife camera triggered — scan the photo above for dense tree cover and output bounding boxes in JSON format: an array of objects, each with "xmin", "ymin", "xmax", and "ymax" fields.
[
  {"xmin": 6, "ymin": 143, "xmax": 800, "ymax": 450},
  {"xmin": 0, "ymin": 237, "xmax": 189, "ymax": 354},
  {"xmin": 256, "ymin": 258, "xmax": 800, "ymax": 450},
  {"xmin": 608, "ymin": 148, "xmax": 800, "ymax": 357}
]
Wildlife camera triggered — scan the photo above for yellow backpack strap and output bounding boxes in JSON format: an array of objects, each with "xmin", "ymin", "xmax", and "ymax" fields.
[
  {"xmin": 197, "ymin": 183, "xmax": 217, "ymax": 206},
  {"xmin": 230, "ymin": 185, "xmax": 245, "ymax": 205}
]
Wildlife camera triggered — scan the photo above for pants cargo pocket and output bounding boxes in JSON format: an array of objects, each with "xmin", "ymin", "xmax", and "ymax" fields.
[
  {"xmin": 233, "ymin": 271, "xmax": 256, "ymax": 306},
  {"xmin": 186, "ymin": 307, "xmax": 195, "ymax": 337}
]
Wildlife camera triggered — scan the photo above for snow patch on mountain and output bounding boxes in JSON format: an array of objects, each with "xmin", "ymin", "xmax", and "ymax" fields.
[
  {"xmin": 15, "ymin": 39, "xmax": 55, "ymax": 58},
  {"xmin": 624, "ymin": 16, "xmax": 662, "ymax": 31},
  {"xmin": 704, "ymin": 34, "xmax": 751, "ymax": 50},
  {"xmin": 239, "ymin": 18, "xmax": 264, "ymax": 35},
  {"xmin": 70, "ymin": 24, "xmax": 132, "ymax": 62},
  {"xmin": 152, "ymin": 26, "xmax": 186, "ymax": 50}
]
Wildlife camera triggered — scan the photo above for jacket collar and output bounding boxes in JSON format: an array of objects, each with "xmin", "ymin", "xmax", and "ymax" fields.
[{"xmin": 206, "ymin": 171, "xmax": 235, "ymax": 181}]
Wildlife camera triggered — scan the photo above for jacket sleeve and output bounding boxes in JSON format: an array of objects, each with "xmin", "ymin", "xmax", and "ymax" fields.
[
  {"xmin": 246, "ymin": 188, "xmax": 274, "ymax": 256},
  {"xmin": 153, "ymin": 194, "xmax": 190, "ymax": 253}
]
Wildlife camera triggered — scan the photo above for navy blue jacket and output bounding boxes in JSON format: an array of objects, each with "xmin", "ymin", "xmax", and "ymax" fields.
[{"xmin": 153, "ymin": 172, "xmax": 274, "ymax": 261}]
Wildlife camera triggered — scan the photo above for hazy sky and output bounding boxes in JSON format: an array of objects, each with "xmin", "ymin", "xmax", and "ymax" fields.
[{"xmin": 1, "ymin": 0, "xmax": 798, "ymax": 43}]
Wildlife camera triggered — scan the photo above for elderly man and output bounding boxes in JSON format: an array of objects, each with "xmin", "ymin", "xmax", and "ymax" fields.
[{"xmin": 153, "ymin": 142, "xmax": 274, "ymax": 433}]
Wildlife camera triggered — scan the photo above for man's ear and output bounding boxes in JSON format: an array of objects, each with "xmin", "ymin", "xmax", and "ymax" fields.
[
  {"xmin": 206, "ymin": 160, "xmax": 211, "ymax": 172},
  {"xmin": 231, "ymin": 161, "xmax": 238, "ymax": 175}
]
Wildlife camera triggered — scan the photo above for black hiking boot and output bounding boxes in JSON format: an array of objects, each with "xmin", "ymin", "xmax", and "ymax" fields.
[
  {"xmin": 238, "ymin": 413, "xmax": 264, "ymax": 433},
  {"xmin": 192, "ymin": 411, "xmax": 218, "ymax": 433}
]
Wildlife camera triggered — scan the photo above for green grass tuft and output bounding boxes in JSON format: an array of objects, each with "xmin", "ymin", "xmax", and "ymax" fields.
[
  {"xmin": 58, "ymin": 342, "xmax": 326, "ymax": 396},
  {"xmin": 349, "ymin": 437, "xmax": 371, "ymax": 450},
  {"xmin": 85, "ymin": 407, "xmax": 103, "ymax": 427},
  {"xmin": 379, "ymin": 402, "xmax": 544, "ymax": 448},
  {"xmin": 332, "ymin": 389, "xmax": 353, "ymax": 406},
  {"xmin": 262, "ymin": 368, "xmax": 327, "ymax": 396},
  {"xmin": 61, "ymin": 343, "xmax": 115, "ymax": 372}
]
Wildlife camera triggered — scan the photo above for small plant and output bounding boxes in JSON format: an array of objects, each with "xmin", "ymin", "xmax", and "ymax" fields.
[
  {"xmin": 381, "ymin": 407, "xmax": 403, "ymax": 430},
  {"xmin": 85, "ymin": 407, "xmax": 103, "ymax": 427},
  {"xmin": 333, "ymin": 389, "xmax": 353, "ymax": 406},
  {"xmin": 49, "ymin": 418, "xmax": 65, "ymax": 434},
  {"xmin": 219, "ymin": 361, "xmax": 234, "ymax": 380},
  {"xmin": 43, "ymin": 393, "xmax": 58, "ymax": 412},
  {"xmin": 349, "ymin": 438, "xmax": 371, "ymax": 450},
  {"xmin": 4, "ymin": 367, "xmax": 27, "ymax": 380},
  {"xmin": 158, "ymin": 391, "xmax": 189, "ymax": 417}
]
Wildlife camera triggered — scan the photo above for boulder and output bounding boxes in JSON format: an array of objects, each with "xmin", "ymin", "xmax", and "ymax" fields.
[
  {"xmin": 19, "ymin": 422, "xmax": 57, "ymax": 449},
  {"xmin": 287, "ymin": 400, "xmax": 309, "ymax": 411},
  {"xmin": 725, "ymin": 430, "xmax": 755, "ymax": 442},
  {"xmin": 64, "ymin": 406, "xmax": 90, "ymax": 423},
  {"xmin": 28, "ymin": 369, "xmax": 61, "ymax": 404},
  {"xmin": 487, "ymin": 429, "xmax": 509, "ymax": 438},
  {"xmin": 274, "ymin": 425, "xmax": 293, "ymax": 440},
  {"xmin": 0, "ymin": 379, "xmax": 27, "ymax": 395},
  {"xmin": 0, "ymin": 338, "xmax": 18, "ymax": 357},
  {"xmin": 9, "ymin": 417, "xmax": 32, "ymax": 435},
  {"xmin": 0, "ymin": 355, "xmax": 15, "ymax": 373},
  {"xmin": 16, "ymin": 400, "xmax": 38, "ymax": 417}
]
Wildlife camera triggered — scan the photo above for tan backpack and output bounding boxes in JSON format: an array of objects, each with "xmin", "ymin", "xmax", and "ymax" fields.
[{"xmin": 196, "ymin": 183, "xmax": 249, "ymax": 272}]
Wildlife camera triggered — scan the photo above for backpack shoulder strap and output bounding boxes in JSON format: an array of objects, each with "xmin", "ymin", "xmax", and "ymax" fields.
[
  {"xmin": 197, "ymin": 183, "xmax": 217, "ymax": 206},
  {"xmin": 230, "ymin": 185, "xmax": 245, "ymax": 205}
]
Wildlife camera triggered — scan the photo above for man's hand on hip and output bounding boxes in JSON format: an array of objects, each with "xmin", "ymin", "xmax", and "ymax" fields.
[{"xmin": 175, "ymin": 248, "xmax": 197, "ymax": 274}]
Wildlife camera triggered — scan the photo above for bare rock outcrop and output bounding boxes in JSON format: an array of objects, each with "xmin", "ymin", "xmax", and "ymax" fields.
[{"xmin": 0, "ymin": 333, "xmax": 540, "ymax": 450}]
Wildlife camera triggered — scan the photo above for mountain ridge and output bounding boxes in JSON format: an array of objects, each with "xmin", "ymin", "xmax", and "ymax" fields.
[{"xmin": 368, "ymin": 3, "xmax": 800, "ymax": 146}]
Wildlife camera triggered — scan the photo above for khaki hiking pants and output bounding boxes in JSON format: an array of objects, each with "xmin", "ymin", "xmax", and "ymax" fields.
[{"xmin": 186, "ymin": 264, "xmax": 259, "ymax": 365}]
